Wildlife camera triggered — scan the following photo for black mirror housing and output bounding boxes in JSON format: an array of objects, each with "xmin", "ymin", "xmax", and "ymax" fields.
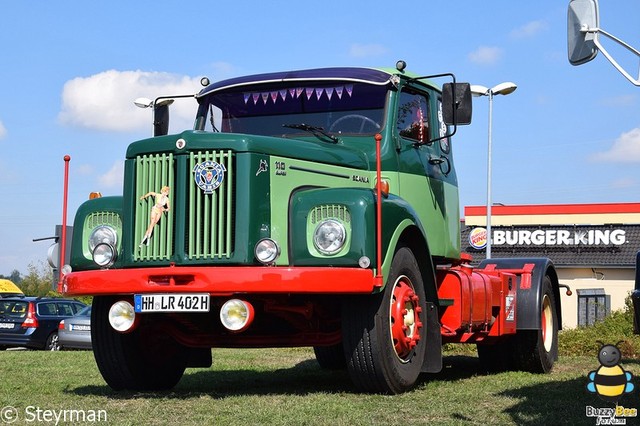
[{"xmin": 442, "ymin": 83, "xmax": 472, "ymax": 126}]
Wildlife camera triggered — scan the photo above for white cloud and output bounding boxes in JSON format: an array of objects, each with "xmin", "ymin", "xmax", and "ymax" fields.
[
  {"xmin": 349, "ymin": 43, "xmax": 388, "ymax": 58},
  {"xmin": 58, "ymin": 70, "xmax": 203, "ymax": 133},
  {"xmin": 592, "ymin": 128, "xmax": 640, "ymax": 162},
  {"xmin": 468, "ymin": 46, "xmax": 503, "ymax": 65},
  {"xmin": 510, "ymin": 20, "xmax": 548, "ymax": 39},
  {"xmin": 98, "ymin": 160, "xmax": 124, "ymax": 189},
  {"xmin": 0, "ymin": 120, "xmax": 6, "ymax": 139}
]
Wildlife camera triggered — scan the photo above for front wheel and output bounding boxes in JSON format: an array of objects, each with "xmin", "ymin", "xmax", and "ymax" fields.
[
  {"xmin": 92, "ymin": 296, "xmax": 187, "ymax": 391},
  {"xmin": 514, "ymin": 275, "xmax": 558, "ymax": 373},
  {"xmin": 342, "ymin": 246, "xmax": 427, "ymax": 394}
]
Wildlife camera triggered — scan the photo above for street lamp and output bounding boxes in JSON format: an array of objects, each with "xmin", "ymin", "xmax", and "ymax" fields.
[{"xmin": 470, "ymin": 82, "xmax": 517, "ymax": 259}]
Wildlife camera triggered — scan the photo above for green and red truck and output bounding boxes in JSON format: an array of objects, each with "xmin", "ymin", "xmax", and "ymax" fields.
[{"xmin": 61, "ymin": 62, "xmax": 565, "ymax": 394}]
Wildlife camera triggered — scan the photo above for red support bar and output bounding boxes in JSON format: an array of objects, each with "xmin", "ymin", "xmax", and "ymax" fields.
[
  {"xmin": 58, "ymin": 155, "xmax": 71, "ymax": 291},
  {"xmin": 374, "ymin": 133, "xmax": 383, "ymax": 287}
]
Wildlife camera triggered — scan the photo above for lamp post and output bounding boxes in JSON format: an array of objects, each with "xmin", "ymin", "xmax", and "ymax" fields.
[{"xmin": 470, "ymin": 82, "xmax": 517, "ymax": 259}]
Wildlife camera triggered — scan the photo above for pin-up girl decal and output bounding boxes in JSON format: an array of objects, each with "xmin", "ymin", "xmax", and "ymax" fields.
[{"xmin": 139, "ymin": 186, "xmax": 170, "ymax": 247}]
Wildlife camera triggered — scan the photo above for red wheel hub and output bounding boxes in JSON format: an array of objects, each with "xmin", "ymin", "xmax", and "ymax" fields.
[{"xmin": 390, "ymin": 276, "xmax": 423, "ymax": 361}]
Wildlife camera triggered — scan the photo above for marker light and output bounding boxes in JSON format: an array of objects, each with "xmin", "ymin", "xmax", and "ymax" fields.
[
  {"xmin": 220, "ymin": 299, "xmax": 255, "ymax": 332},
  {"xmin": 108, "ymin": 301, "xmax": 137, "ymax": 333}
]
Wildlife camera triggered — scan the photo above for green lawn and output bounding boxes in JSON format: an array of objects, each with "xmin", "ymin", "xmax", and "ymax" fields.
[{"xmin": 1, "ymin": 347, "xmax": 638, "ymax": 425}]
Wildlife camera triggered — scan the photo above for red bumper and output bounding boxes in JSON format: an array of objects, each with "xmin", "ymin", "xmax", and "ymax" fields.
[{"xmin": 61, "ymin": 265, "xmax": 378, "ymax": 296}]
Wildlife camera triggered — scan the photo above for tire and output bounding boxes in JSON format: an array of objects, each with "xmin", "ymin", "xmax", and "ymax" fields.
[
  {"xmin": 342, "ymin": 246, "xmax": 427, "ymax": 394},
  {"xmin": 92, "ymin": 296, "xmax": 187, "ymax": 391},
  {"xmin": 514, "ymin": 275, "xmax": 558, "ymax": 373},
  {"xmin": 313, "ymin": 342, "xmax": 347, "ymax": 370},
  {"xmin": 45, "ymin": 332, "xmax": 61, "ymax": 351}
]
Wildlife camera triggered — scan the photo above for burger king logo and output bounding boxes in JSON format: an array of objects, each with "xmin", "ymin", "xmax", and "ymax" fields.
[{"xmin": 469, "ymin": 227, "xmax": 487, "ymax": 249}]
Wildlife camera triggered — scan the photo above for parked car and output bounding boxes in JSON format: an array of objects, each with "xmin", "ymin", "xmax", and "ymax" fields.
[
  {"xmin": 0, "ymin": 297, "xmax": 86, "ymax": 350},
  {"xmin": 58, "ymin": 305, "xmax": 92, "ymax": 350}
]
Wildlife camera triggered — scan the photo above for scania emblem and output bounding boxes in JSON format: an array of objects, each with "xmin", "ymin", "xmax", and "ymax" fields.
[{"xmin": 193, "ymin": 161, "xmax": 226, "ymax": 194}]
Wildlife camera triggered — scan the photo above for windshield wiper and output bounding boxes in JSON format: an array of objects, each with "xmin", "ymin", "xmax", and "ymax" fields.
[{"xmin": 282, "ymin": 123, "xmax": 339, "ymax": 143}]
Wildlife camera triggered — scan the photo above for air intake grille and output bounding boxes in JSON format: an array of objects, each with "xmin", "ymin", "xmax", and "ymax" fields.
[{"xmin": 187, "ymin": 150, "xmax": 234, "ymax": 259}]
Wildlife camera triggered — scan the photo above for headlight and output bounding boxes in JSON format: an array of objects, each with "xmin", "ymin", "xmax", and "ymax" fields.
[
  {"xmin": 89, "ymin": 225, "xmax": 118, "ymax": 252},
  {"xmin": 108, "ymin": 301, "xmax": 137, "ymax": 333},
  {"xmin": 254, "ymin": 238, "xmax": 280, "ymax": 265},
  {"xmin": 93, "ymin": 242, "xmax": 117, "ymax": 268},
  {"xmin": 220, "ymin": 299, "xmax": 255, "ymax": 332},
  {"xmin": 313, "ymin": 219, "xmax": 346, "ymax": 255}
]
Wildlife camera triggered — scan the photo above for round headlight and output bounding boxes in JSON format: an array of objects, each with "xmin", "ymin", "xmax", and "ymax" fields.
[
  {"xmin": 89, "ymin": 225, "xmax": 117, "ymax": 252},
  {"xmin": 254, "ymin": 238, "xmax": 280, "ymax": 265},
  {"xmin": 108, "ymin": 300, "xmax": 137, "ymax": 333},
  {"xmin": 313, "ymin": 219, "xmax": 346, "ymax": 255},
  {"xmin": 92, "ymin": 242, "xmax": 117, "ymax": 267}
]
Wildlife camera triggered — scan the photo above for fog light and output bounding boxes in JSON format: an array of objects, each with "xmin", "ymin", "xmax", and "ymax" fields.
[
  {"xmin": 93, "ymin": 243, "xmax": 116, "ymax": 267},
  {"xmin": 108, "ymin": 301, "xmax": 137, "ymax": 332},
  {"xmin": 220, "ymin": 299, "xmax": 255, "ymax": 332},
  {"xmin": 254, "ymin": 238, "xmax": 280, "ymax": 265}
]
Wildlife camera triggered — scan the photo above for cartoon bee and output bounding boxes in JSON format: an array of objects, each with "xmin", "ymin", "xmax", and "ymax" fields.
[{"xmin": 587, "ymin": 341, "xmax": 634, "ymax": 403}]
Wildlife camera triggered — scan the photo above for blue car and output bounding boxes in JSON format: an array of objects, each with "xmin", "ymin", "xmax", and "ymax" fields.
[{"xmin": 0, "ymin": 297, "xmax": 86, "ymax": 350}]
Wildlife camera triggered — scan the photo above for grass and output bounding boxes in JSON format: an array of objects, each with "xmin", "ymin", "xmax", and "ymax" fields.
[{"xmin": 1, "ymin": 307, "xmax": 640, "ymax": 425}]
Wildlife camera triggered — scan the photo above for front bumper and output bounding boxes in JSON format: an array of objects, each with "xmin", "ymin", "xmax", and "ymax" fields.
[{"xmin": 61, "ymin": 265, "xmax": 379, "ymax": 296}]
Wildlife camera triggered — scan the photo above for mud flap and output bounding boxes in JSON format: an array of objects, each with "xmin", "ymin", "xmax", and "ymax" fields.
[{"xmin": 421, "ymin": 302, "xmax": 442, "ymax": 373}]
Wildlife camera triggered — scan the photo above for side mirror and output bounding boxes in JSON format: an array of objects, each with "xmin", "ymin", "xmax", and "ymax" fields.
[
  {"xmin": 568, "ymin": 0, "xmax": 599, "ymax": 65},
  {"xmin": 153, "ymin": 104, "xmax": 170, "ymax": 136},
  {"xmin": 442, "ymin": 83, "xmax": 472, "ymax": 126}
]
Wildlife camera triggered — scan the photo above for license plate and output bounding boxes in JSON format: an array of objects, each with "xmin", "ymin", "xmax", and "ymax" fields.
[
  {"xmin": 0, "ymin": 323, "xmax": 14, "ymax": 330},
  {"xmin": 134, "ymin": 294, "xmax": 210, "ymax": 313},
  {"xmin": 70, "ymin": 324, "xmax": 91, "ymax": 332}
]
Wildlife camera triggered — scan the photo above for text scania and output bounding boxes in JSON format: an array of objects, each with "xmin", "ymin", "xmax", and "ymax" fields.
[{"xmin": 492, "ymin": 229, "xmax": 626, "ymax": 246}]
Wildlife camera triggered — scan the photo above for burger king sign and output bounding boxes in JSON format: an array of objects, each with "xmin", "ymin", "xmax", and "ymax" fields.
[{"xmin": 469, "ymin": 227, "xmax": 487, "ymax": 250}]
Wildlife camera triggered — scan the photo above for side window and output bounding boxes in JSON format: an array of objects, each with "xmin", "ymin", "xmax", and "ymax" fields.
[
  {"xmin": 436, "ymin": 97, "xmax": 451, "ymax": 154},
  {"xmin": 397, "ymin": 90, "xmax": 430, "ymax": 143},
  {"xmin": 38, "ymin": 303, "xmax": 57, "ymax": 316},
  {"xmin": 57, "ymin": 303, "xmax": 74, "ymax": 316}
]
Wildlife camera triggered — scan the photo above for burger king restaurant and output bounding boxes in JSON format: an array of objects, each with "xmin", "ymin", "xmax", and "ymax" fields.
[{"xmin": 461, "ymin": 203, "xmax": 640, "ymax": 329}]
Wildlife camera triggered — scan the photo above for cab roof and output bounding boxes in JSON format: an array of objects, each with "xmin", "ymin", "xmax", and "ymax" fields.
[{"xmin": 197, "ymin": 67, "xmax": 399, "ymax": 98}]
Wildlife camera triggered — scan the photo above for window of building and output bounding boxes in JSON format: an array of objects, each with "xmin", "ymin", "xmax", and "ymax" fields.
[{"xmin": 577, "ymin": 288, "xmax": 611, "ymax": 326}]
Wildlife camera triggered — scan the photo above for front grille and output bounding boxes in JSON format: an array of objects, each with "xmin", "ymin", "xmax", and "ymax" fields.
[
  {"xmin": 133, "ymin": 150, "xmax": 235, "ymax": 262},
  {"xmin": 187, "ymin": 150, "xmax": 234, "ymax": 259},
  {"xmin": 134, "ymin": 153, "xmax": 175, "ymax": 261}
]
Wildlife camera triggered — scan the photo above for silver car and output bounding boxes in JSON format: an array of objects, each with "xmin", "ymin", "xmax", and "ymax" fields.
[{"xmin": 58, "ymin": 306, "xmax": 92, "ymax": 350}]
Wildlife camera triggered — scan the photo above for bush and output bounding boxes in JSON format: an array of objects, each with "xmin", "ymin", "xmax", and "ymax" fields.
[{"xmin": 559, "ymin": 296, "xmax": 640, "ymax": 359}]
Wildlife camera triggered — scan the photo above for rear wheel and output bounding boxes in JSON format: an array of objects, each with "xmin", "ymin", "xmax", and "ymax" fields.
[
  {"xmin": 514, "ymin": 276, "xmax": 558, "ymax": 373},
  {"xmin": 45, "ymin": 332, "xmax": 61, "ymax": 351},
  {"xmin": 342, "ymin": 247, "xmax": 427, "ymax": 394},
  {"xmin": 92, "ymin": 296, "xmax": 187, "ymax": 391}
]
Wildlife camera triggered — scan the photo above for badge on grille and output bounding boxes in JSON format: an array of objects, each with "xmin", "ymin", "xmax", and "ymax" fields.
[{"xmin": 193, "ymin": 161, "xmax": 226, "ymax": 194}]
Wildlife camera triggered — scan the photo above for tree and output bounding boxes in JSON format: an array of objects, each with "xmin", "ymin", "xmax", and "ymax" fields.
[
  {"xmin": 0, "ymin": 269, "xmax": 22, "ymax": 284},
  {"xmin": 18, "ymin": 261, "xmax": 55, "ymax": 297}
]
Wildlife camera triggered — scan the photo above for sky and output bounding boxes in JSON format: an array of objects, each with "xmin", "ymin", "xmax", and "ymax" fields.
[{"xmin": 2, "ymin": 0, "xmax": 640, "ymax": 276}]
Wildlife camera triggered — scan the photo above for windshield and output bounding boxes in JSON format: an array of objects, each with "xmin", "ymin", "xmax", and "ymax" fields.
[{"xmin": 197, "ymin": 81, "xmax": 388, "ymax": 137}]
